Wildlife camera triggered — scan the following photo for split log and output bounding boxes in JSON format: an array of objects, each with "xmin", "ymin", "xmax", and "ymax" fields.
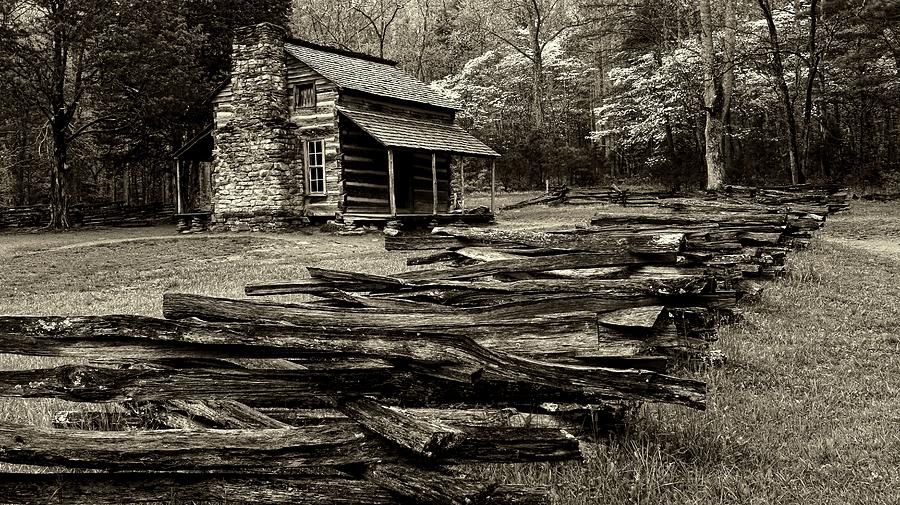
[
  {"xmin": 0, "ymin": 420, "xmax": 579, "ymax": 470},
  {"xmin": 396, "ymin": 253, "xmax": 676, "ymax": 281},
  {"xmin": 0, "ymin": 422, "xmax": 386, "ymax": 469},
  {"xmin": 0, "ymin": 315, "xmax": 493, "ymax": 367},
  {"xmin": 254, "ymin": 268, "xmax": 713, "ymax": 301},
  {"xmin": 160, "ymin": 293, "xmax": 603, "ymax": 354},
  {"xmin": 431, "ymin": 226, "xmax": 685, "ymax": 255},
  {"xmin": 0, "ymin": 350, "xmax": 707, "ymax": 409},
  {"xmin": 590, "ymin": 211, "xmax": 791, "ymax": 228},
  {"xmin": 52, "ymin": 405, "xmax": 591, "ymax": 461},
  {"xmin": 0, "ymin": 313, "xmax": 670, "ymax": 373},
  {"xmin": 55, "ymin": 406, "xmax": 597, "ymax": 436},
  {"xmin": 366, "ymin": 464, "xmax": 496, "ymax": 505},
  {"xmin": 132, "ymin": 399, "xmax": 292, "ymax": 429},
  {"xmin": 158, "ymin": 293, "xmax": 712, "ymax": 364},
  {"xmin": 0, "ymin": 473, "xmax": 399, "ymax": 505},
  {"xmin": 406, "ymin": 250, "xmax": 465, "ymax": 266},
  {"xmin": 245, "ymin": 279, "xmax": 339, "ymax": 296},
  {"xmin": 342, "ymin": 398, "xmax": 464, "ymax": 457},
  {"xmin": 598, "ymin": 306, "xmax": 664, "ymax": 329},
  {"xmin": 0, "ymin": 364, "xmax": 418, "ymax": 406}
]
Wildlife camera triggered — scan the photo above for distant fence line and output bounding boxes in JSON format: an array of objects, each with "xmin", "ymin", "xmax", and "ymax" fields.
[{"xmin": 0, "ymin": 202, "xmax": 174, "ymax": 229}]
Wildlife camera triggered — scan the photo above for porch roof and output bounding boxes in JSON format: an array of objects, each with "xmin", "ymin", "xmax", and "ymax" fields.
[{"xmin": 336, "ymin": 107, "xmax": 500, "ymax": 158}]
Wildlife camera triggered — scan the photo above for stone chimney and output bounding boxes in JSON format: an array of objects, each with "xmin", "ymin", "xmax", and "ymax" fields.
[{"xmin": 210, "ymin": 23, "xmax": 304, "ymax": 231}]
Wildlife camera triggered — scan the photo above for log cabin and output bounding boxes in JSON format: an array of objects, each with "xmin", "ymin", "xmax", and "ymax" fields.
[{"xmin": 174, "ymin": 23, "xmax": 499, "ymax": 231}]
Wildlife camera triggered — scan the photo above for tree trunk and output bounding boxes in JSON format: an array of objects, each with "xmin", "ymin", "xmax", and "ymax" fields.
[
  {"xmin": 48, "ymin": 0, "xmax": 72, "ymax": 229},
  {"xmin": 801, "ymin": 0, "xmax": 821, "ymax": 178},
  {"xmin": 700, "ymin": 0, "xmax": 735, "ymax": 190},
  {"xmin": 758, "ymin": 0, "xmax": 805, "ymax": 184},
  {"xmin": 49, "ymin": 134, "xmax": 71, "ymax": 229},
  {"xmin": 530, "ymin": 22, "xmax": 543, "ymax": 128}
]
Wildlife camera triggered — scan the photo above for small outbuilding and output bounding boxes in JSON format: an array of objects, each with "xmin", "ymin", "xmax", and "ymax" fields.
[{"xmin": 176, "ymin": 22, "xmax": 499, "ymax": 231}]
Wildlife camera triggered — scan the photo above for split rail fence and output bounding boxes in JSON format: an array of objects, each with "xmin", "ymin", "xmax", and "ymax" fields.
[
  {"xmin": 503, "ymin": 184, "xmax": 850, "ymax": 212},
  {"xmin": 0, "ymin": 185, "xmax": 847, "ymax": 504},
  {"xmin": 0, "ymin": 202, "xmax": 175, "ymax": 230}
]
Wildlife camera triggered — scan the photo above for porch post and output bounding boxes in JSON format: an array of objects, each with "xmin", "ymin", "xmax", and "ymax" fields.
[
  {"xmin": 431, "ymin": 153, "xmax": 438, "ymax": 215},
  {"xmin": 175, "ymin": 160, "xmax": 183, "ymax": 214},
  {"xmin": 387, "ymin": 149, "xmax": 397, "ymax": 217},
  {"xmin": 460, "ymin": 163, "xmax": 466, "ymax": 209},
  {"xmin": 490, "ymin": 159, "xmax": 496, "ymax": 213}
]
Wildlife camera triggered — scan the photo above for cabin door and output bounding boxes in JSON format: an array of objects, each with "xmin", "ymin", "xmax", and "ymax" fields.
[{"xmin": 392, "ymin": 150, "xmax": 415, "ymax": 213}]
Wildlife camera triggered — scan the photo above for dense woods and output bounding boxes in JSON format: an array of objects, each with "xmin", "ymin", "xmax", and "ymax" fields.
[{"xmin": 0, "ymin": 0, "xmax": 898, "ymax": 226}]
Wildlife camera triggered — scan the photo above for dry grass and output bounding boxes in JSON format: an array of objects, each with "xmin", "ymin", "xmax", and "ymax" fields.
[
  {"xmin": 1, "ymin": 201, "xmax": 899, "ymax": 503},
  {"xmin": 471, "ymin": 203, "xmax": 900, "ymax": 504}
]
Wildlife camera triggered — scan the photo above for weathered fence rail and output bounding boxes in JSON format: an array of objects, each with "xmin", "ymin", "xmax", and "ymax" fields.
[
  {"xmin": 0, "ymin": 185, "xmax": 848, "ymax": 503},
  {"xmin": 501, "ymin": 186, "xmax": 680, "ymax": 209},
  {"xmin": 0, "ymin": 202, "xmax": 174, "ymax": 229},
  {"xmin": 502, "ymin": 184, "xmax": 849, "ymax": 214},
  {"xmin": 0, "ymin": 301, "xmax": 702, "ymax": 502}
]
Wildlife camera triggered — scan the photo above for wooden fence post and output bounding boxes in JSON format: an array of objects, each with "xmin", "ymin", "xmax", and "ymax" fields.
[
  {"xmin": 490, "ymin": 159, "xmax": 496, "ymax": 213},
  {"xmin": 460, "ymin": 164, "xmax": 466, "ymax": 210},
  {"xmin": 387, "ymin": 149, "xmax": 396, "ymax": 217},
  {"xmin": 175, "ymin": 160, "xmax": 183, "ymax": 215},
  {"xmin": 432, "ymin": 153, "xmax": 438, "ymax": 215}
]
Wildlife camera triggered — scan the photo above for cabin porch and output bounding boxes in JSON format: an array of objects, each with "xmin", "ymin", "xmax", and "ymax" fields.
[
  {"xmin": 337, "ymin": 107, "xmax": 500, "ymax": 219},
  {"xmin": 172, "ymin": 125, "xmax": 214, "ymax": 231}
]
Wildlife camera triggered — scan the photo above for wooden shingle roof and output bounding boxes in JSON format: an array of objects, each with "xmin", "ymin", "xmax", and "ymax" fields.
[
  {"xmin": 337, "ymin": 107, "xmax": 499, "ymax": 158},
  {"xmin": 285, "ymin": 41, "xmax": 459, "ymax": 111}
]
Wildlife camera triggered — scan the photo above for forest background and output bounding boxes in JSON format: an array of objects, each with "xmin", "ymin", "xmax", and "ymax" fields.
[{"xmin": 1, "ymin": 0, "xmax": 898, "ymax": 226}]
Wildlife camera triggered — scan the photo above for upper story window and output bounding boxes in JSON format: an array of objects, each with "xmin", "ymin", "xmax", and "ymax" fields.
[{"xmin": 294, "ymin": 83, "xmax": 316, "ymax": 109}]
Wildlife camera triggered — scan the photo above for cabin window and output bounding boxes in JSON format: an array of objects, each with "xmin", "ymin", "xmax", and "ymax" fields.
[
  {"xmin": 294, "ymin": 83, "xmax": 316, "ymax": 108},
  {"xmin": 307, "ymin": 139, "xmax": 326, "ymax": 195}
]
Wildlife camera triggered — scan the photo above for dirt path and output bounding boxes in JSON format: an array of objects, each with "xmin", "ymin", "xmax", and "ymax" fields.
[
  {"xmin": 26, "ymin": 233, "xmax": 313, "ymax": 254},
  {"xmin": 821, "ymin": 235, "xmax": 900, "ymax": 260},
  {"xmin": 0, "ymin": 227, "xmax": 320, "ymax": 258}
]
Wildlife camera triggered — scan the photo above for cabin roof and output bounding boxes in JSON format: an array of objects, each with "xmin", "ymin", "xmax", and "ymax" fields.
[
  {"xmin": 285, "ymin": 41, "xmax": 459, "ymax": 111},
  {"xmin": 337, "ymin": 107, "xmax": 499, "ymax": 158}
]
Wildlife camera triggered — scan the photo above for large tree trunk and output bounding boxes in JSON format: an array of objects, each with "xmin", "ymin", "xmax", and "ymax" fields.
[
  {"xmin": 48, "ymin": 0, "xmax": 72, "ymax": 229},
  {"xmin": 700, "ymin": 0, "xmax": 736, "ymax": 191},
  {"xmin": 49, "ymin": 130, "xmax": 71, "ymax": 229},
  {"xmin": 699, "ymin": 0, "xmax": 722, "ymax": 190}
]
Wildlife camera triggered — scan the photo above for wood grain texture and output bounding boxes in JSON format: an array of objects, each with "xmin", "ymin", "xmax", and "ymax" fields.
[
  {"xmin": 0, "ymin": 472, "xmax": 399, "ymax": 504},
  {"xmin": 0, "ymin": 418, "xmax": 579, "ymax": 470},
  {"xmin": 342, "ymin": 397, "xmax": 463, "ymax": 457},
  {"xmin": 431, "ymin": 226, "xmax": 685, "ymax": 255},
  {"xmin": 0, "ymin": 346, "xmax": 705, "ymax": 408},
  {"xmin": 365, "ymin": 464, "xmax": 494, "ymax": 505}
]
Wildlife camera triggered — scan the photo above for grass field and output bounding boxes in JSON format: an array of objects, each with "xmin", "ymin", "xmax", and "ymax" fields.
[{"xmin": 1, "ymin": 198, "xmax": 898, "ymax": 503}]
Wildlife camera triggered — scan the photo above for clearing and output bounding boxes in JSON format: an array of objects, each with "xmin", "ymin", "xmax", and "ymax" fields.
[{"xmin": 0, "ymin": 198, "xmax": 898, "ymax": 504}]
